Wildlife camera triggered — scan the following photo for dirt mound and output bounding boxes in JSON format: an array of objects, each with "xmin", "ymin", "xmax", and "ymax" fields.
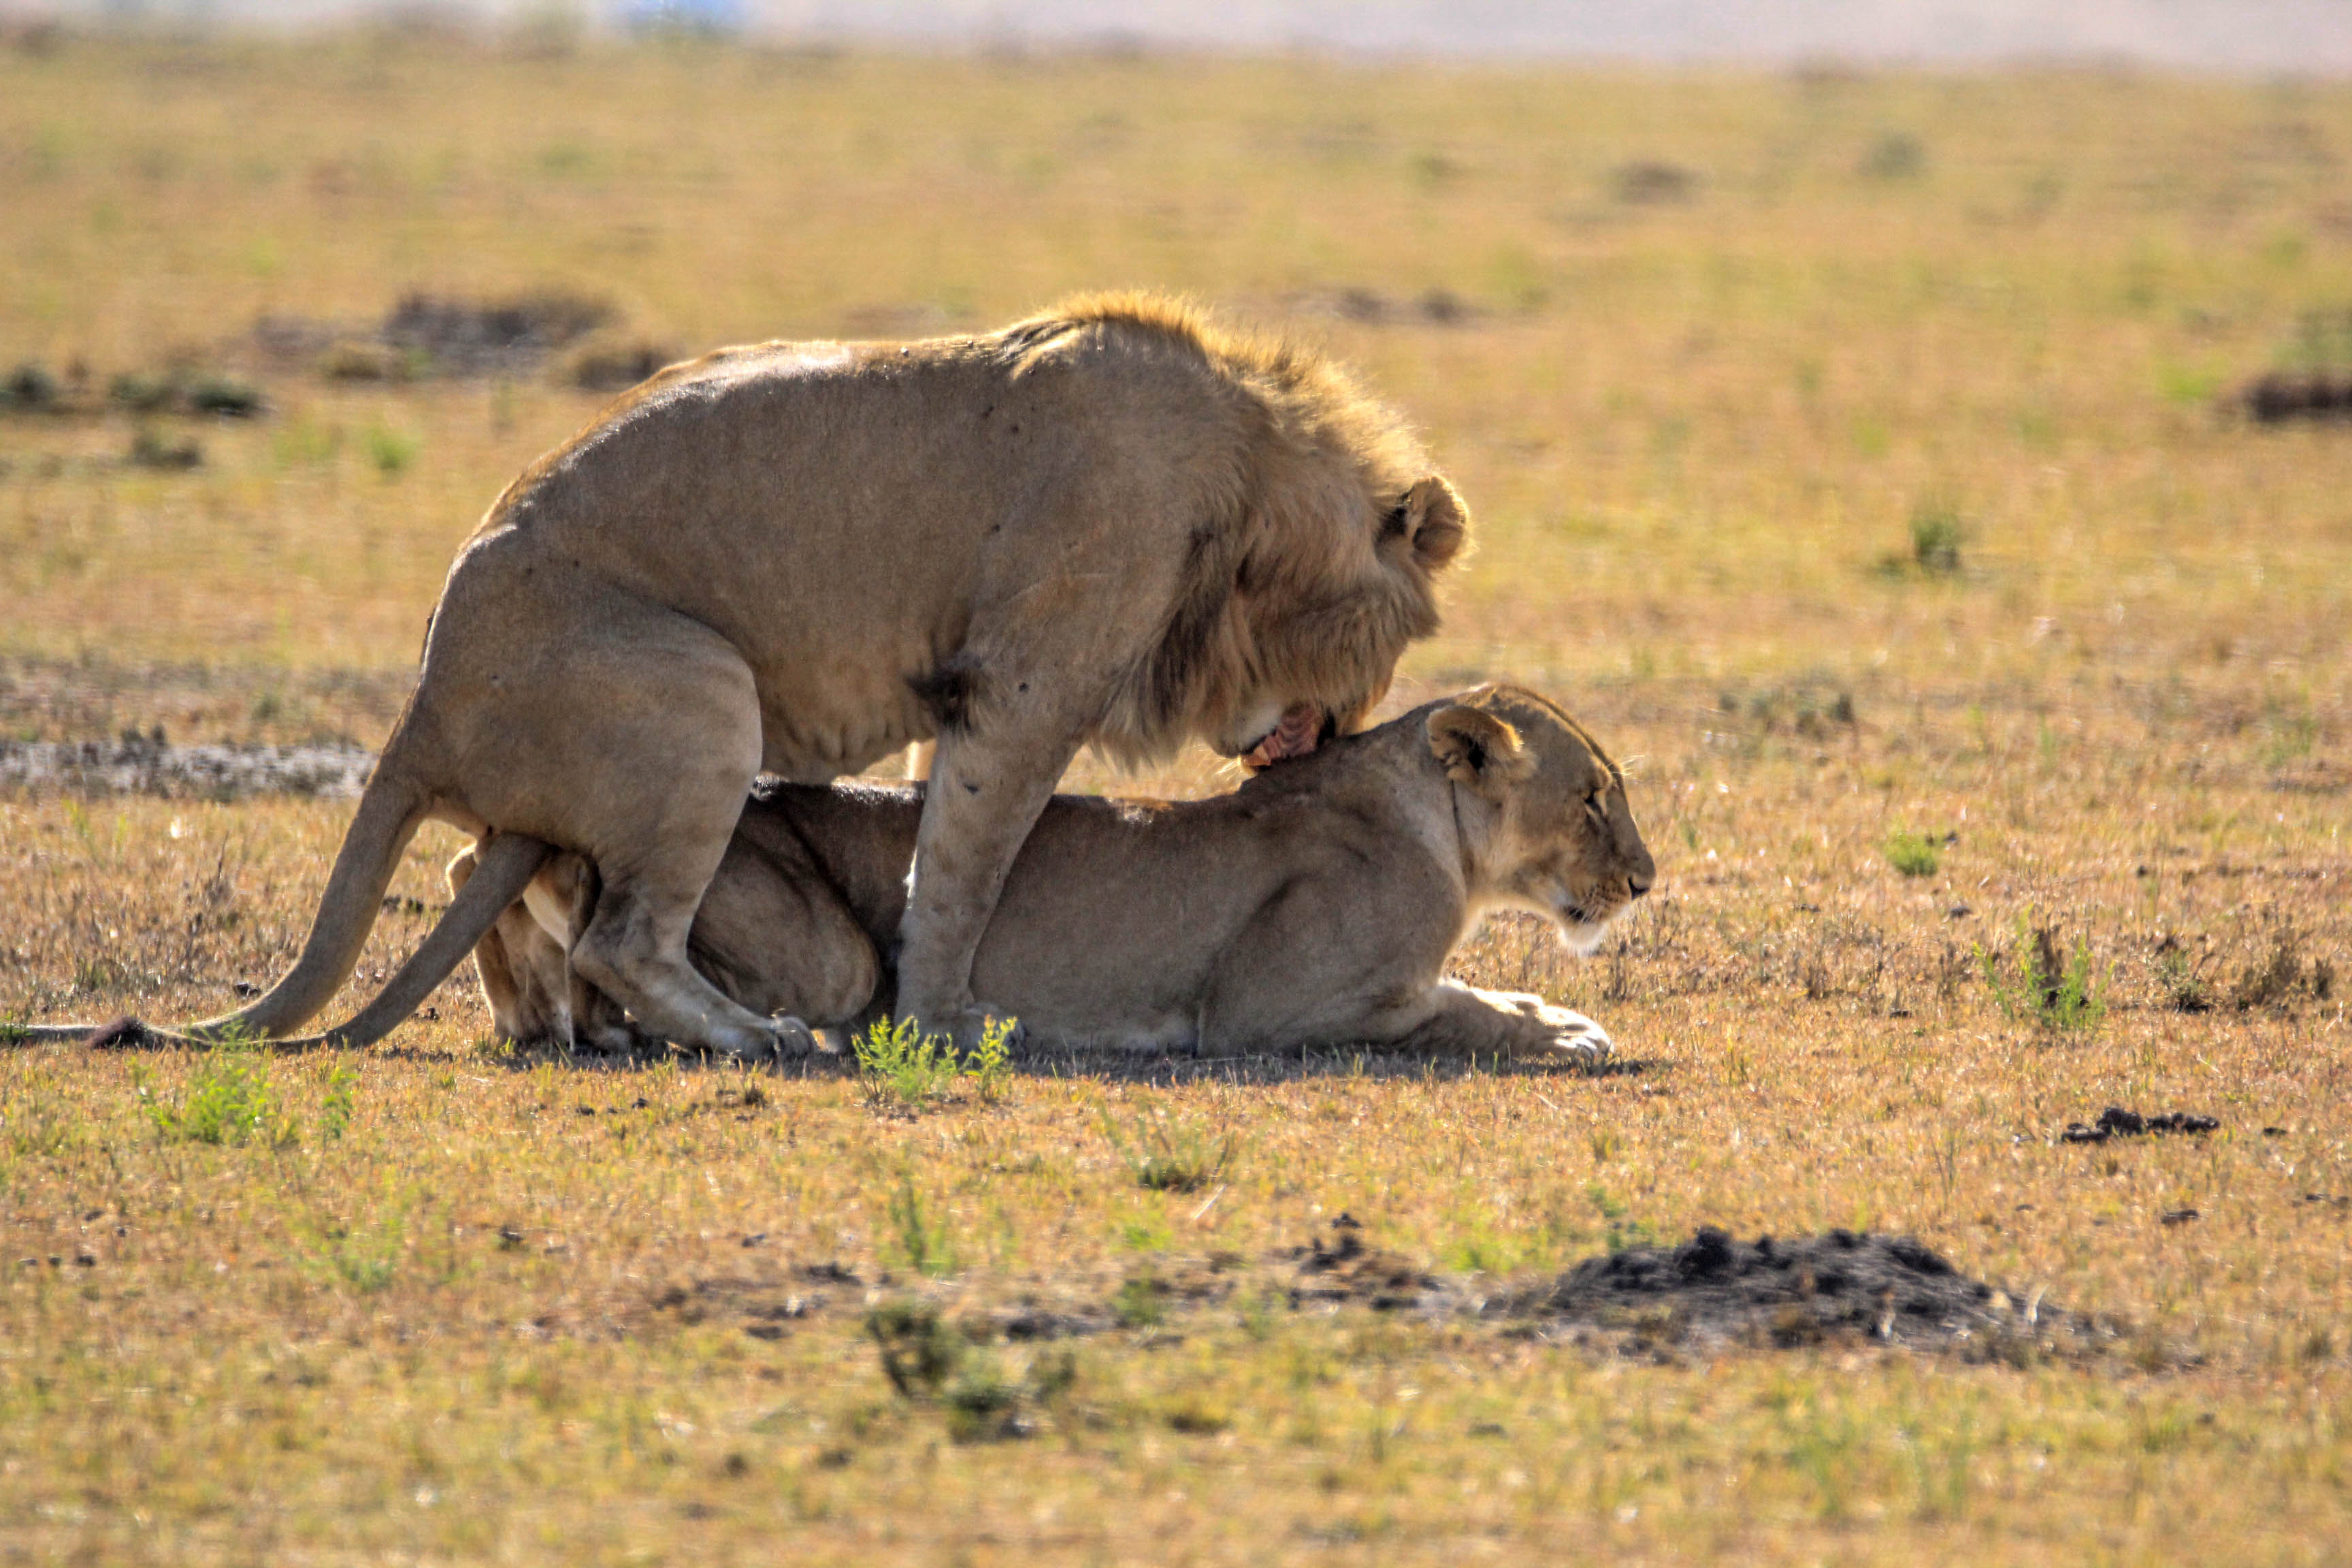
[
  {"xmin": 257, "ymin": 291, "xmax": 616, "ymax": 381},
  {"xmin": 382, "ymin": 292, "xmax": 612, "ymax": 376},
  {"xmin": 1280, "ymin": 1213, "xmax": 1448, "ymax": 1312},
  {"xmin": 2061, "ymin": 1105, "xmax": 2219, "ymax": 1143},
  {"xmin": 1516, "ymin": 1226, "xmax": 2100, "ymax": 1356},
  {"xmin": 1290, "ymin": 286, "xmax": 1481, "ymax": 327},
  {"xmin": 2242, "ymin": 372, "xmax": 2352, "ymax": 424},
  {"xmin": 647, "ymin": 1260, "xmax": 857, "ymax": 1340}
]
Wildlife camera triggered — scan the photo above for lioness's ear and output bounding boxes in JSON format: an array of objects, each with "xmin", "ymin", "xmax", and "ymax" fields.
[
  {"xmin": 1427, "ymin": 704, "xmax": 1530, "ymax": 791},
  {"xmin": 1384, "ymin": 476, "xmax": 1468, "ymax": 572}
]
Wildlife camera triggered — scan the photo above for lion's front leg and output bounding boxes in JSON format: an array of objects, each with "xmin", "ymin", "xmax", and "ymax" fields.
[
  {"xmin": 894, "ymin": 719, "xmax": 1074, "ymax": 1048},
  {"xmin": 1392, "ymin": 981, "xmax": 1614, "ymax": 1066}
]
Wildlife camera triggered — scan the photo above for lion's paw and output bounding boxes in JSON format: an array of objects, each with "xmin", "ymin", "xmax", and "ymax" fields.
[{"xmin": 912, "ymin": 1007, "xmax": 1026, "ymax": 1056}]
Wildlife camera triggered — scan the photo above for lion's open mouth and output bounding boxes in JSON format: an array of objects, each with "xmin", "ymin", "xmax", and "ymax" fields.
[{"xmin": 1242, "ymin": 703, "xmax": 1330, "ymax": 771}]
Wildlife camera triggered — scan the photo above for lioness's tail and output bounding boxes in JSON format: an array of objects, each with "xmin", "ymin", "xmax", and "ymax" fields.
[{"xmin": 11, "ymin": 772, "xmax": 548, "ymax": 1051}]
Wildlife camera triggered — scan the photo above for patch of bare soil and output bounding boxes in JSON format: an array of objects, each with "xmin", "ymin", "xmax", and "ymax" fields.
[
  {"xmin": 1509, "ymin": 1226, "xmax": 2112, "ymax": 1360},
  {"xmin": 0, "ymin": 735, "xmax": 374, "ymax": 799},
  {"xmin": 255, "ymin": 291, "xmax": 617, "ymax": 381}
]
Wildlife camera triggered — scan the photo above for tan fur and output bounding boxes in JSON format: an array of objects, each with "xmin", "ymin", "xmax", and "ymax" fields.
[
  {"xmin": 476, "ymin": 686, "xmax": 1654, "ymax": 1062},
  {"xmin": 40, "ymin": 295, "xmax": 1467, "ymax": 1056}
]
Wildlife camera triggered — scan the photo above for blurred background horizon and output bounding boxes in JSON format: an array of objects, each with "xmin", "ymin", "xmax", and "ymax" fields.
[{"xmin": 10, "ymin": 0, "xmax": 2352, "ymax": 75}]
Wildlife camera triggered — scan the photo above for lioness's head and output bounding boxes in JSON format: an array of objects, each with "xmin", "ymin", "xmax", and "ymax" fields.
[{"xmin": 1426, "ymin": 685, "xmax": 1654, "ymax": 954}]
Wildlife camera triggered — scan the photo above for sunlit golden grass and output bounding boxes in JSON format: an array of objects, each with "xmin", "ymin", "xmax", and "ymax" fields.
[{"xmin": 2, "ymin": 30, "xmax": 2350, "ymax": 1566}]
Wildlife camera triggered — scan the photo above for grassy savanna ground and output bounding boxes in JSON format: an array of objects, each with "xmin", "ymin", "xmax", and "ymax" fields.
[{"xmin": 3, "ymin": 28, "xmax": 2351, "ymax": 1565}]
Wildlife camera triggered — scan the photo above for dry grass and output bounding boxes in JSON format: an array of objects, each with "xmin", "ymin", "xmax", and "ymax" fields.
[{"xmin": 3, "ymin": 31, "xmax": 2351, "ymax": 1565}]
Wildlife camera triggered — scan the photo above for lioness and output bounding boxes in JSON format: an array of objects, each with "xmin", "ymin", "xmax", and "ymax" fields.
[
  {"xmin": 27, "ymin": 295, "xmax": 1467, "ymax": 1055},
  {"xmin": 463, "ymin": 686, "xmax": 1654, "ymax": 1061}
]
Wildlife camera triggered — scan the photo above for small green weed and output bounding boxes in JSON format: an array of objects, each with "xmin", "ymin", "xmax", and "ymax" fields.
[
  {"xmin": 137, "ymin": 1033, "xmax": 296, "ymax": 1148},
  {"xmin": 1444, "ymin": 1217, "xmax": 1519, "ymax": 1274},
  {"xmin": 363, "ymin": 423, "xmax": 419, "ymax": 476},
  {"xmin": 2154, "ymin": 940, "xmax": 2212, "ymax": 1013},
  {"xmin": 965, "ymin": 1016, "xmax": 1015, "ymax": 1104},
  {"xmin": 853, "ymin": 1016, "xmax": 962, "ymax": 1109},
  {"xmin": 885, "ymin": 1175, "xmax": 958, "ymax": 1278},
  {"xmin": 319, "ymin": 1062, "xmax": 359, "ymax": 1141},
  {"xmin": 310, "ymin": 1218, "xmax": 402, "ymax": 1292},
  {"xmin": 867, "ymin": 1299, "xmax": 964, "ymax": 1399},
  {"xmin": 1113, "ymin": 1271, "xmax": 1171, "ymax": 1328},
  {"xmin": 1884, "ymin": 828, "xmax": 1942, "ymax": 877},
  {"xmin": 1101, "ymin": 1107, "xmax": 1235, "ymax": 1193},
  {"xmin": 1861, "ymin": 129, "xmax": 1927, "ymax": 180},
  {"xmin": 866, "ymin": 1299, "xmax": 1071, "ymax": 1440},
  {"xmin": 853, "ymin": 1015, "xmax": 1018, "ymax": 1111},
  {"xmin": 1587, "ymin": 1182, "xmax": 1661, "ymax": 1253},
  {"xmin": 1908, "ymin": 503, "xmax": 1963, "ymax": 575},
  {"xmin": 1115, "ymin": 1213, "xmax": 1173, "ymax": 1252},
  {"xmin": 941, "ymin": 1353, "xmax": 1026, "ymax": 1441},
  {"xmin": 1979, "ymin": 912, "xmax": 2105, "ymax": 1031}
]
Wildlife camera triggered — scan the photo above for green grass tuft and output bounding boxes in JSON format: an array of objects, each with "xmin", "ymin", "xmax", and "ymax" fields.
[{"xmin": 1884, "ymin": 829, "xmax": 1942, "ymax": 877}]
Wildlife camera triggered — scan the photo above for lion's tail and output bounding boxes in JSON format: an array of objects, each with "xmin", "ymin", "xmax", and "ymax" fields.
[
  {"xmin": 195, "ymin": 764, "xmax": 438, "ymax": 1039},
  {"xmin": 10, "ymin": 774, "xmax": 549, "ymax": 1052}
]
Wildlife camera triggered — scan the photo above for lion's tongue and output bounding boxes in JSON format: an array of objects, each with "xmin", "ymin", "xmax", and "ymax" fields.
[{"xmin": 1245, "ymin": 704, "xmax": 1322, "ymax": 770}]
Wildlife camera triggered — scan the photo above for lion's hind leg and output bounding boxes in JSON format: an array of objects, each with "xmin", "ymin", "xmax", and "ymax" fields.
[{"xmin": 490, "ymin": 610, "xmax": 791, "ymax": 1059}]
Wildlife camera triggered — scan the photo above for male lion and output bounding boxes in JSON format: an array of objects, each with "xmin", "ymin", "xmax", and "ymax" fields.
[
  {"xmin": 463, "ymin": 686, "xmax": 1655, "ymax": 1061},
  {"xmin": 24, "ymin": 295, "xmax": 1467, "ymax": 1056}
]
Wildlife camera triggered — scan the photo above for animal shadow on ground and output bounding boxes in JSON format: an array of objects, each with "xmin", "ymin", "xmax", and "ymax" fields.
[{"xmin": 489, "ymin": 1032, "xmax": 1667, "ymax": 1087}]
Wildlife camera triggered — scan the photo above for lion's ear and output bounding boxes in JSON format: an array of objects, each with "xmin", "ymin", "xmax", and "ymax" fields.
[
  {"xmin": 1386, "ymin": 476, "xmax": 1468, "ymax": 572},
  {"xmin": 1427, "ymin": 704, "xmax": 1530, "ymax": 791}
]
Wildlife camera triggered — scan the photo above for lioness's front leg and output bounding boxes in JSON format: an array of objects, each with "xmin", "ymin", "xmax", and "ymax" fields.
[{"xmin": 1392, "ymin": 981, "xmax": 1614, "ymax": 1065}]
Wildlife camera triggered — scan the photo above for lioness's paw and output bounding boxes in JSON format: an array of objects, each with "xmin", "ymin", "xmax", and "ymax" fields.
[
  {"xmin": 573, "ymin": 1015, "xmax": 651, "ymax": 1058},
  {"xmin": 1518, "ymin": 1006, "xmax": 1614, "ymax": 1066},
  {"xmin": 768, "ymin": 1015, "xmax": 820, "ymax": 1059}
]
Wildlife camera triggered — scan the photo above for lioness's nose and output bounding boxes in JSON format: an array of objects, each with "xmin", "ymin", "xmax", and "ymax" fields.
[{"xmin": 1628, "ymin": 865, "xmax": 1655, "ymax": 900}]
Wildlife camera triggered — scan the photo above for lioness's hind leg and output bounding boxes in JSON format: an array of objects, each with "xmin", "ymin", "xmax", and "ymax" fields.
[
  {"xmin": 689, "ymin": 832, "xmax": 880, "ymax": 1036},
  {"xmin": 451, "ymin": 845, "xmax": 573, "ymax": 1046},
  {"xmin": 530, "ymin": 853, "xmax": 644, "ymax": 1056}
]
